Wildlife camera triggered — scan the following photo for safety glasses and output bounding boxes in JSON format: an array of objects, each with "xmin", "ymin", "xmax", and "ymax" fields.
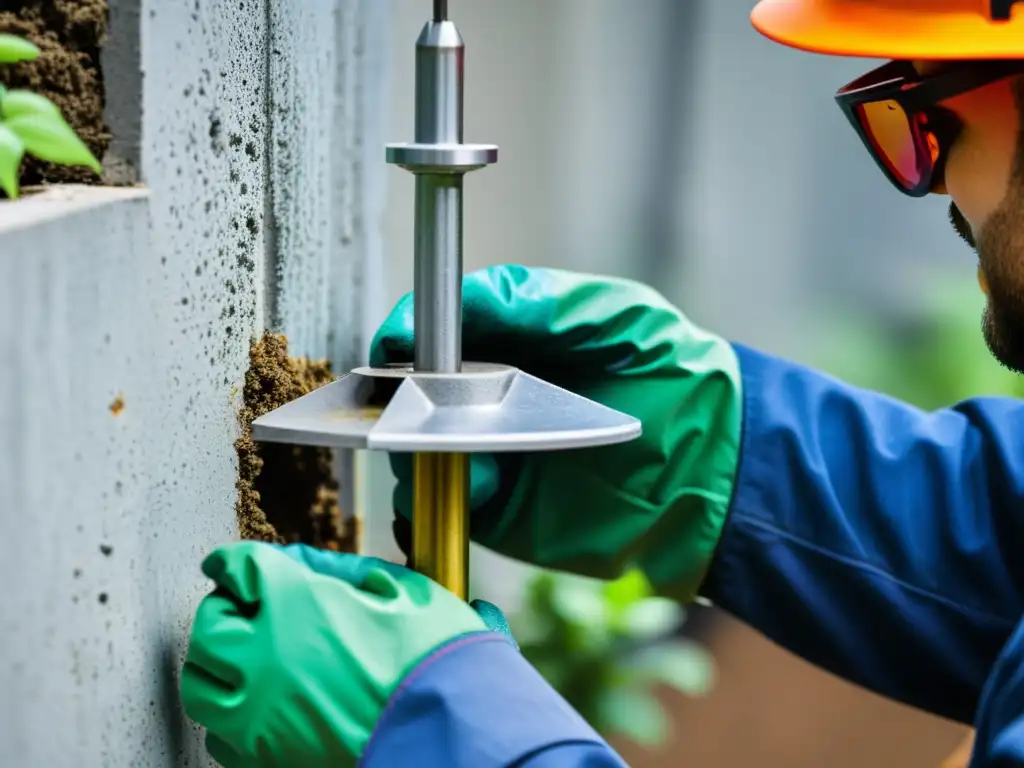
[{"xmin": 835, "ymin": 59, "xmax": 1024, "ymax": 197}]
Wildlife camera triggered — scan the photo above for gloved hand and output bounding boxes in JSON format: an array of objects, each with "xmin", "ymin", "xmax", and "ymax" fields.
[
  {"xmin": 180, "ymin": 541, "xmax": 515, "ymax": 768},
  {"xmin": 371, "ymin": 264, "xmax": 743, "ymax": 601}
]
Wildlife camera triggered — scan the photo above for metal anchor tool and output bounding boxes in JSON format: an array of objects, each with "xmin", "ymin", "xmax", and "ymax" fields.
[{"xmin": 251, "ymin": 0, "xmax": 642, "ymax": 600}]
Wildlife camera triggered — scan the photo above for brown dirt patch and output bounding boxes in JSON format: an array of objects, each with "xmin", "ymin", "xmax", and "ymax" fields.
[
  {"xmin": 0, "ymin": 0, "xmax": 110, "ymax": 192},
  {"xmin": 236, "ymin": 332, "xmax": 359, "ymax": 553}
]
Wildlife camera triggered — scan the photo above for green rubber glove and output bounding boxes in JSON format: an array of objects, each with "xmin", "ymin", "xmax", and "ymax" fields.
[
  {"xmin": 371, "ymin": 265, "xmax": 743, "ymax": 601},
  {"xmin": 180, "ymin": 541, "xmax": 512, "ymax": 768}
]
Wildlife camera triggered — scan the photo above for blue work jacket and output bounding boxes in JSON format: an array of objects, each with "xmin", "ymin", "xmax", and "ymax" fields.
[{"xmin": 362, "ymin": 344, "xmax": 1024, "ymax": 767}]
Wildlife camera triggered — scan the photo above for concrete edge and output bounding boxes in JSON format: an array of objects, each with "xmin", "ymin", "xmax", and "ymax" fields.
[
  {"xmin": 102, "ymin": 0, "xmax": 144, "ymax": 184},
  {"xmin": 0, "ymin": 185, "xmax": 151, "ymax": 234}
]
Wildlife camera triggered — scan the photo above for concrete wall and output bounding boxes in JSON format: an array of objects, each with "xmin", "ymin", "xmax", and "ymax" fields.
[{"xmin": 0, "ymin": 1, "xmax": 389, "ymax": 765}]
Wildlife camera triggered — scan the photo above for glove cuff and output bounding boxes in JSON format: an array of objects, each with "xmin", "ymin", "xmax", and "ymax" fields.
[{"xmin": 470, "ymin": 337, "xmax": 744, "ymax": 603}]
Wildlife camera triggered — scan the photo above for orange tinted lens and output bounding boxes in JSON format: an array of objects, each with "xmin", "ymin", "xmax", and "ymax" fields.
[{"xmin": 856, "ymin": 99, "xmax": 924, "ymax": 189}]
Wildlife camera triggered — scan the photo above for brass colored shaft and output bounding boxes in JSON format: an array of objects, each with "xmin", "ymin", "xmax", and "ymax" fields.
[{"xmin": 412, "ymin": 452, "xmax": 470, "ymax": 600}]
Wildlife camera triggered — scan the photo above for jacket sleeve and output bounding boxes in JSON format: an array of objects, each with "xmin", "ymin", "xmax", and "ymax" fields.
[
  {"xmin": 360, "ymin": 633, "xmax": 628, "ymax": 768},
  {"xmin": 700, "ymin": 344, "xmax": 1024, "ymax": 725},
  {"xmin": 971, "ymin": 620, "xmax": 1024, "ymax": 765}
]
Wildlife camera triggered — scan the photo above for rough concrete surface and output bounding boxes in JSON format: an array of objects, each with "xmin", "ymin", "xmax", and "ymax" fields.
[
  {"xmin": 0, "ymin": 0, "xmax": 390, "ymax": 765},
  {"xmin": 0, "ymin": 186, "xmax": 186, "ymax": 766},
  {"xmin": 266, "ymin": 0, "xmax": 392, "ymax": 549}
]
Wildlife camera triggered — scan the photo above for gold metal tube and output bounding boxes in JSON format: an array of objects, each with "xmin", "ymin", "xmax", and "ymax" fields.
[{"xmin": 411, "ymin": 452, "xmax": 470, "ymax": 599}]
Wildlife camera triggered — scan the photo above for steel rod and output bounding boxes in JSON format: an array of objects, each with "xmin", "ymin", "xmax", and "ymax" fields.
[
  {"xmin": 410, "ymin": 11, "xmax": 469, "ymax": 598},
  {"xmin": 411, "ymin": 18, "xmax": 464, "ymax": 374},
  {"xmin": 413, "ymin": 174, "xmax": 463, "ymax": 372}
]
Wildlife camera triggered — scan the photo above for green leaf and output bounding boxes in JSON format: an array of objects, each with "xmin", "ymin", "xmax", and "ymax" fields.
[
  {"xmin": 549, "ymin": 576, "xmax": 609, "ymax": 628},
  {"xmin": 0, "ymin": 122, "xmax": 25, "ymax": 199},
  {"xmin": 0, "ymin": 34, "xmax": 40, "ymax": 64},
  {"xmin": 1, "ymin": 90, "xmax": 61, "ymax": 121},
  {"xmin": 508, "ymin": 608, "xmax": 555, "ymax": 646},
  {"xmin": 629, "ymin": 640, "xmax": 716, "ymax": 696},
  {"xmin": 595, "ymin": 687, "xmax": 670, "ymax": 748},
  {"xmin": 602, "ymin": 568, "xmax": 653, "ymax": 611},
  {"xmin": 615, "ymin": 597, "xmax": 685, "ymax": 640},
  {"xmin": 5, "ymin": 112, "xmax": 101, "ymax": 173}
]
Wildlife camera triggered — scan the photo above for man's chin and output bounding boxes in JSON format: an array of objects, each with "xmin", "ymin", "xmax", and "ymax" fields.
[{"xmin": 982, "ymin": 305, "xmax": 1024, "ymax": 374}]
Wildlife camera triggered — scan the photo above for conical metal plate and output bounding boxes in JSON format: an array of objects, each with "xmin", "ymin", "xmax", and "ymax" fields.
[
  {"xmin": 250, "ymin": 363, "xmax": 642, "ymax": 452},
  {"xmin": 249, "ymin": 371, "xmax": 384, "ymax": 449}
]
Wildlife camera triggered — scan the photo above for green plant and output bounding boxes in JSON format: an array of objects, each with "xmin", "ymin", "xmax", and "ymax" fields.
[
  {"xmin": 0, "ymin": 33, "xmax": 101, "ymax": 199},
  {"xmin": 813, "ymin": 276, "xmax": 1022, "ymax": 409},
  {"xmin": 512, "ymin": 568, "xmax": 714, "ymax": 750}
]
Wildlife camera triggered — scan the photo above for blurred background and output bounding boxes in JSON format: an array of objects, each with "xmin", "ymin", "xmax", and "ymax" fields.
[{"xmin": 362, "ymin": 1, "xmax": 1011, "ymax": 764}]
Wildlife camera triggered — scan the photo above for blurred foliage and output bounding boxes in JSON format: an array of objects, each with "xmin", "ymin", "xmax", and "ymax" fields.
[
  {"xmin": 511, "ymin": 568, "xmax": 714, "ymax": 750},
  {"xmin": 813, "ymin": 276, "xmax": 1022, "ymax": 408}
]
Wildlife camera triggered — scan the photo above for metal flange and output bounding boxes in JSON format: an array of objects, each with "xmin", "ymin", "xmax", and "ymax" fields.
[
  {"xmin": 386, "ymin": 143, "xmax": 498, "ymax": 174},
  {"xmin": 250, "ymin": 362, "xmax": 642, "ymax": 453}
]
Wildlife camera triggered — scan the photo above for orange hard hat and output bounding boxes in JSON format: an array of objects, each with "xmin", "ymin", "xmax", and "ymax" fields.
[{"xmin": 751, "ymin": 0, "xmax": 1024, "ymax": 60}]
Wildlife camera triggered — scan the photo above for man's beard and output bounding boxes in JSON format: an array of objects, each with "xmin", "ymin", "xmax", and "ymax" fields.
[
  {"xmin": 948, "ymin": 202, "xmax": 975, "ymax": 249},
  {"xmin": 950, "ymin": 82, "xmax": 1024, "ymax": 373},
  {"xmin": 975, "ymin": 197, "xmax": 1024, "ymax": 373},
  {"xmin": 951, "ymin": 183, "xmax": 1024, "ymax": 373}
]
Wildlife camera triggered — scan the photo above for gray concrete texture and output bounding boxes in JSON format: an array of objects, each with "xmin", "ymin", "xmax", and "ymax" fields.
[{"xmin": 0, "ymin": 0, "xmax": 390, "ymax": 765}]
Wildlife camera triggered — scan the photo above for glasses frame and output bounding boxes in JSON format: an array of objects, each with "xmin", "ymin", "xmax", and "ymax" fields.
[{"xmin": 834, "ymin": 59, "xmax": 1024, "ymax": 197}]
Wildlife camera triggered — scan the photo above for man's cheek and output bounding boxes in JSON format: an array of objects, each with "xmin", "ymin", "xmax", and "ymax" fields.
[
  {"xmin": 944, "ymin": 127, "xmax": 1015, "ymax": 229},
  {"xmin": 945, "ymin": 154, "xmax": 985, "ymax": 228}
]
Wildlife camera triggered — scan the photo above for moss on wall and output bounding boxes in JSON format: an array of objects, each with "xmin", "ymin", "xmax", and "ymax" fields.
[{"xmin": 0, "ymin": 1, "xmax": 111, "ymax": 189}]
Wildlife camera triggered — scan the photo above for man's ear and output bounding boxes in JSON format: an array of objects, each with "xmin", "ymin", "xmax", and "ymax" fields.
[
  {"xmin": 1012, "ymin": 76, "xmax": 1024, "ymax": 178},
  {"xmin": 1013, "ymin": 73, "xmax": 1024, "ymax": 110}
]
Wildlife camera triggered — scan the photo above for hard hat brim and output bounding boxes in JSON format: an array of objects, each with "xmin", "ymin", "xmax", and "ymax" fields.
[{"xmin": 751, "ymin": 0, "xmax": 1024, "ymax": 60}]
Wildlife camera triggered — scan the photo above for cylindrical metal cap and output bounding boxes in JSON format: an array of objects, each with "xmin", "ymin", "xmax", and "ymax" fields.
[{"xmin": 415, "ymin": 21, "xmax": 464, "ymax": 145}]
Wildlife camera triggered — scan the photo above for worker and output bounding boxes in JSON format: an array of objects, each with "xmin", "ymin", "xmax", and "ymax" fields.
[{"xmin": 180, "ymin": 1, "xmax": 1024, "ymax": 766}]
